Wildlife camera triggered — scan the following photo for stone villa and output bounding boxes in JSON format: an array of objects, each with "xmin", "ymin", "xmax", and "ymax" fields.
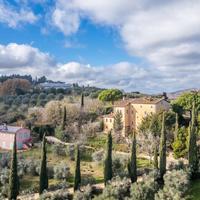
[{"xmin": 103, "ymin": 97, "xmax": 170, "ymax": 136}]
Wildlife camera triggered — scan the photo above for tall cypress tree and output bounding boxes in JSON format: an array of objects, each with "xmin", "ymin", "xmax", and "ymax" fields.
[
  {"xmin": 128, "ymin": 131, "xmax": 137, "ymax": 183},
  {"xmin": 188, "ymin": 102, "xmax": 198, "ymax": 179},
  {"xmin": 8, "ymin": 135, "xmax": 19, "ymax": 200},
  {"xmin": 104, "ymin": 131, "xmax": 113, "ymax": 185},
  {"xmin": 159, "ymin": 112, "xmax": 166, "ymax": 181},
  {"xmin": 153, "ymin": 145, "xmax": 158, "ymax": 170},
  {"xmin": 74, "ymin": 145, "xmax": 81, "ymax": 191},
  {"xmin": 81, "ymin": 93, "xmax": 84, "ymax": 108},
  {"xmin": 174, "ymin": 113, "xmax": 179, "ymax": 141},
  {"xmin": 61, "ymin": 106, "xmax": 67, "ymax": 131},
  {"xmin": 39, "ymin": 134, "xmax": 48, "ymax": 194}
]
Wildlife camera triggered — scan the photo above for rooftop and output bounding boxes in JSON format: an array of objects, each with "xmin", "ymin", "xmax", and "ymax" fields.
[
  {"xmin": 114, "ymin": 97, "xmax": 166, "ymax": 107},
  {"xmin": 0, "ymin": 125, "xmax": 23, "ymax": 134}
]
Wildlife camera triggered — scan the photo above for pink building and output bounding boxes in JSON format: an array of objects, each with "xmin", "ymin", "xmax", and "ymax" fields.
[{"xmin": 0, "ymin": 124, "xmax": 31, "ymax": 150}]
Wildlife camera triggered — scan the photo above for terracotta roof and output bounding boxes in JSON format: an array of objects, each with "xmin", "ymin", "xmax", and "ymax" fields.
[
  {"xmin": 132, "ymin": 97, "xmax": 165, "ymax": 104},
  {"xmin": 114, "ymin": 97, "xmax": 166, "ymax": 107}
]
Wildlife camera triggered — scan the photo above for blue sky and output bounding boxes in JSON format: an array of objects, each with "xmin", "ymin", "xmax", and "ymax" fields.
[{"xmin": 0, "ymin": 0, "xmax": 200, "ymax": 93}]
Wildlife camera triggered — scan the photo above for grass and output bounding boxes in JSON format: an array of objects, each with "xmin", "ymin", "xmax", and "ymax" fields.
[{"xmin": 189, "ymin": 180, "xmax": 200, "ymax": 200}]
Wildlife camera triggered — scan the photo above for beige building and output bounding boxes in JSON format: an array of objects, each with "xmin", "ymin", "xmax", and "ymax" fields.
[{"xmin": 103, "ymin": 97, "xmax": 170, "ymax": 136}]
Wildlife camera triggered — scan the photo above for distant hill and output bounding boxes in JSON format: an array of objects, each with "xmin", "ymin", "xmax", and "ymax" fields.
[{"xmin": 167, "ymin": 88, "xmax": 199, "ymax": 99}]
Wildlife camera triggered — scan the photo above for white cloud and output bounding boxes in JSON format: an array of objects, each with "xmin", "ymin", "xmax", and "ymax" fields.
[
  {"xmin": 49, "ymin": 0, "xmax": 200, "ymax": 92},
  {"xmin": 0, "ymin": 0, "xmax": 38, "ymax": 28}
]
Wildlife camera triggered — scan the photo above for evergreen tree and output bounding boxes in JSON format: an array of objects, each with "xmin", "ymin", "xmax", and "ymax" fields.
[
  {"xmin": 61, "ymin": 106, "xmax": 67, "ymax": 131},
  {"xmin": 39, "ymin": 134, "xmax": 48, "ymax": 194},
  {"xmin": 74, "ymin": 145, "xmax": 81, "ymax": 191},
  {"xmin": 174, "ymin": 113, "xmax": 179, "ymax": 141},
  {"xmin": 81, "ymin": 93, "xmax": 84, "ymax": 108},
  {"xmin": 153, "ymin": 145, "xmax": 158, "ymax": 169},
  {"xmin": 8, "ymin": 135, "xmax": 19, "ymax": 200},
  {"xmin": 159, "ymin": 112, "xmax": 166, "ymax": 181},
  {"xmin": 128, "ymin": 131, "xmax": 137, "ymax": 183},
  {"xmin": 113, "ymin": 111, "xmax": 123, "ymax": 133},
  {"xmin": 188, "ymin": 102, "xmax": 198, "ymax": 179},
  {"xmin": 104, "ymin": 131, "xmax": 113, "ymax": 185}
]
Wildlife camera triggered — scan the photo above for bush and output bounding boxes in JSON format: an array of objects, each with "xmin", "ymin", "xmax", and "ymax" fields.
[
  {"xmin": 53, "ymin": 162, "xmax": 71, "ymax": 180},
  {"xmin": 128, "ymin": 171, "xmax": 159, "ymax": 200},
  {"xmin": 52, "ymin": 144, "xmax": 66, "ymax": 157},
  {"xmin": 40, "ymin": 189, "xmax": 71, "ymax": 200},
  {"xmin": 73, "ymin": 185, "xmax": 93, "ymax": 200},
  {"xmin": 93, "ymin": 177, "xmax": 131, "ymax": 200},
  {"xmin": 155, "ymin": 170, "xmax": 189, "ymax": 200},
  {"xmin": 65, "ymin": 144, "xmax": 75, "ymax": 161},
  {"xmin": 92, "ymin": 150, "xmax": 105, "ymax": 163}
]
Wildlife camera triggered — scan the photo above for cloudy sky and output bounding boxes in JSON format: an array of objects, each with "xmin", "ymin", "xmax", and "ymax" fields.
[{"xmin": 0, "ymin": 0, "xmax": 200, "ymax": 93}]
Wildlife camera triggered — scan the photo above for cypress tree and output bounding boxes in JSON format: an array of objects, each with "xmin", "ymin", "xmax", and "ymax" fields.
[
  {"xmin": 159, "ymin": 112, "xmax": 166, "ymax": 181},
  {"xmin": 74, "ymin": 145, "xmax": 81, "ymax": 191},
  {"xmin": 188, "ymin": 102, "xmax": 198, "ymax": 179},
  {"xmin": 81, "ymin": 93, "xmax": 84, "ymax": 108},
  {"xmin": 128, "ymin": 131, "xmax": 137, "ymax": 183},
  {"xmin": 104, "ymin": 131, "xmax": 113, "ymax": 185},
  {"xmin": 174, "ymin": 113, "xmax": 179, "ymax": 141},
  {"xmin": 39, "ymin": 134, "xmax": 48, "ymax": 194},
  {"xmin": 8, "ymin": 135, "xmax": 19, "ymax": 200},
  {"xmin": 61, "ymin": 106, "xmax": 67, "ymax": 131},
  {"xmin": 153, "ymin": 145, "xmax": 158, "ymax": 169}
]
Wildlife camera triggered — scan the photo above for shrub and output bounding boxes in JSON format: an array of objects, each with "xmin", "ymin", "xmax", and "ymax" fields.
[
  {"xmin": 53, "ymin": 162, "xmax": 71, "ymax": 180},
  {"xmin": 155, "ymin": 170, "xmax": 189, "ymax": 200},
  {"xmin": 65, "ymin": 144, "xmax": 75, "ymax": 161},
  {"xmin": 40, "ymin": 189, "xmax": 71, "ymax": 200},
  {"xmin": 73, "ymin": 185, "xmax": 93, "ymax": 200},
  {"xmin": 93, "ymin": 177, "xmax": 131, "ymax": 200},
  {"xmin": 128, "ymin": 170, "xmax": 159, "ymax": 200},
  {"xmin": 52, "ymin": 144, "xmax": 66, "ymax": 157},
  {"xmin": 92, "ymin": 150, "xmax": 105, "ymax": 163}
]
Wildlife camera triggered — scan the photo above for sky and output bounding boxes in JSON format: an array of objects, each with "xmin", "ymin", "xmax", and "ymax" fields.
[{"xmin": 0, "ymin": 0, "xmax": 200, "ymax": 93}]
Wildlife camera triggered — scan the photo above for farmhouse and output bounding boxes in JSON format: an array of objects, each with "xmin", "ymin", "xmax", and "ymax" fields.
[
  {"xmin": 0, "ymin": 124, "xmax": 31, "ymax": 150},
  {"xmin": 103, "ymin": 97, "xmax": 170, "ymax": 136}
]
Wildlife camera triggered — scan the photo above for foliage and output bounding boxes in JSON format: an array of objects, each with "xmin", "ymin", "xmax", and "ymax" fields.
[
  {"xmin": 92, "ymin": 150, "xmax": 105, "ymax": 163},
  {"xmin": 73, "ymin": 185, "xmax": 92, "ymax": 200},
  {"xmin": 172, "ymin": 127, "xmax": 188, "ymax": 158},
  {"xmin": 153, "ymin": 145, "xmax": 158, "ymax": 169},
  {"xmin": 188, "ymin": 102, "xmax": 199, "ymax": 179},
  {"xmin": 39, "ymin": 135, "xmax": 48, "ymax": 194},
  {"xmin": 8, "ymin": 135, "xmax": 19, "ymax": 200},
  {"xmin": 93, "ymin": 177, "xmax": 131, "ymax": 200},
  {"xmin": 139, "ymin": 111, "xmax": 176, "ymax": 137},
  {"xmin": 40, "ymin": 189, "xmax": 71, "ymax": 200},
  {"xmin": 155, "ymin": 170, "xmax": 189, "ymax": 200},
  {"xmin": 173, "ymin": 91, "xmax": 200, "ymax": 111},
  {"xmin": 128, "ymin": 171, "xmax": 159, "ymax": 200},
  {"xmin": 104, "ymin": 132, "xmax": 113, "ymax": 185},
  {"xmin": 53, "ymin": 162, "xmax": 70, "ymax": 180},
  {"xmin": 128, "ymin": 132, "xmax": 137, "ymax": 183},
  {"xmin": 74, "ymin": 145, "xmax": 81, "ymax": 191},
  {"xmin": 159, "ymin": 112, "xmax": 166, "ymax": 181},
  {"xmin": 98, "ymin": 89, "xmax": 123, "ymax": 104}
]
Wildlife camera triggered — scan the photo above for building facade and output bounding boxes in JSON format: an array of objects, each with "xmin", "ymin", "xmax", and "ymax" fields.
[
  {"xmin": 0, "ymin": 125, "xmax": 31, "ymax": 150},
  {"xmin": 103, "ymin": 97, "xmax": 170, "ymax": 136}
]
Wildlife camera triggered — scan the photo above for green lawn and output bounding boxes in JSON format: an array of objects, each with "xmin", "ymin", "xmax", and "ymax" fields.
[{"xmin": 189, "ymin": 180, "xmax": 200, "ymax": 200}]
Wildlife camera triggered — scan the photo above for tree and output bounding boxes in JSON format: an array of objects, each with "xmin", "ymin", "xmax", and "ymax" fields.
[
  {"xmin": 172, "ymin": 127, "xmax": 188, "ymax": 158},
  {"xmin": 188, "ymin": 102, "xmax": 198, "ymax": 179},
  {"xmin": 173, "ymin": 91, "xmax": 200, "ymax": 112},
  {"xmin": 81, "ymin": 93, "xmax": 84, "ymax": 108},
  {"xmin": 98, "ymin": 89, "xmax": 123, "ymax": 104},
  {"xmin": 113, "ymin": 111, "xmax": 123, "ymax": 140},
  {"xmin": 104, "ymin": 131, "xmax": 113, "ymax": 185},
  {"xmin": 128, "ymin": 131, "xmax": 137, "ymax": 183},
  {"xmin": 159, "ymin": 112, "xmax": 166, "ymax": 181},
  {"xmin": 62, "ymin": 106, "xmax": 67, "ymax": 131},
  {"xmin": 74, "ymin": 145, "xmax": 81, "ymax": 191},
  {"xmin": 8, "ymin": 135, "xmax": 19, "ymax": 200},
  {"xmin": 39, "ymin": 134, "xmax": 48, "ymax": 194},
  {"xmin": 153, "ymin": 145, "xmax": 158, "ymax": 169},
  {"xmin": 174, "ymin": 113, "xmax": 179, "ymax": 141}
]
